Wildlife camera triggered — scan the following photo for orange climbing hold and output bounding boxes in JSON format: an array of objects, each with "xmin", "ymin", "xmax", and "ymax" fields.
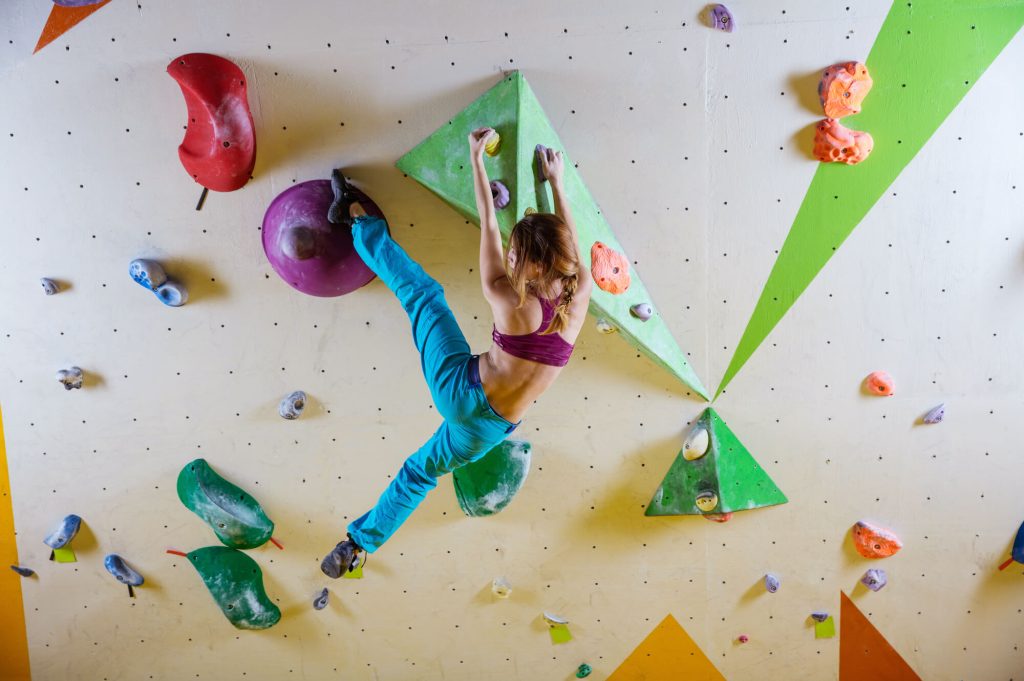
[
  {"xmin": 608, "ymin": 614, "xmax": 725, "ymax": 681},
  {"xmin": 852, "ymin": 520, "xmax": 903, "ymax": 559},
  {"xmin": 840, "ymin": 592, "xmax": 921, "ymax": 680},
  {"xmin": 864, "ymin": 370, "xmax": 895, "ymax": 396},
  {"xmin": 814, "ymin": 119, "xmax": 874, "ymax": 165},
  {"xmin": 590, "ymin": 242, "xmax": 631, "ymax": 294},
  {"xmin": 34, "ymin": 0, "xmax": 111, "ymax": 54},
  {"xmin": 819, "ymin": 62, "xmax": 874, "ymax": 118}
]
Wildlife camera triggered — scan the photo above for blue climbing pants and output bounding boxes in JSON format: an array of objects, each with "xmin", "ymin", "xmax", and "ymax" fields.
[{"xmin": 346, "ymin": 215, "xmax": 520, "ymax": 553}]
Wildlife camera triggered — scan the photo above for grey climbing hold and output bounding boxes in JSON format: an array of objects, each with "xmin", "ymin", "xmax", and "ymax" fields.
[
  {"xmin": 279, "ymin": 391, "xmax": 307, "ymax": 420},
  {"xmin": 313, "ymin": 587, "xmax": 329, "ymax": 610},
  {"xmin": 155, "ymin": 281, "xmax": 189, "ymax": 307},
  {"xmin": 682, "ymin": 423, "xmax": 710, "ymax": 461},
  {"xmin": 104, "ymin": 554, "xmax": 144, "ymax": 587},
  {"xmin": 764, "ymin": 573, "xmax": 780, "ymax": 593},
  {"xmin": 129, "ymin": 259, "xmax": 168, "ymax": 291},
  {"xmin": 595, "ymin": 318, "xmax": 616, "ymax": 334},
  {"xmin": 630, "ymin": 303, "xmax": 653, "ymax": 321},
  {"xmin": 810, "ymin": 611, "xmax": 829, "ymax": 622},
  {"xmin": 922, "ymin": 403, "xmax": 945, "ymax": 424},
  {"xmin": 10, "ymin": 565, "xmax": 35, "ymax": 577},
  {"xmin": 40, "ymin": 278, "xmax": 59, "ymax": 295},
  {"xmin": 860, "ymin": 568, "xmax": 887, "ymax": 592},
  {"xmin": 56, "ymin": 367, "xmax": 84, "ymax": 390},
  {"xmin": 44, "ymin": 514, "xmax": 81, "ymax": 549}
]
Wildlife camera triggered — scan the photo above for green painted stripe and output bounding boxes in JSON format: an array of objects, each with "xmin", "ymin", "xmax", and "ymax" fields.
[{"xmin": 716, "ymin": 0, "xmax": 1024, "ymax": 399}]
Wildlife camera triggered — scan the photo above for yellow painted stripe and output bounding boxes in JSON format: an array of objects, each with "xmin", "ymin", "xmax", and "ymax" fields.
[{"xmin": 0, "ymin": 405, "xmax": 31, "ymax": 681}]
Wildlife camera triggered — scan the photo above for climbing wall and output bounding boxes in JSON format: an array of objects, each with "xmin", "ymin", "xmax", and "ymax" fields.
[{"xmin": 1, "ymin": 1, "xmax": 1023, "ymax": 679}]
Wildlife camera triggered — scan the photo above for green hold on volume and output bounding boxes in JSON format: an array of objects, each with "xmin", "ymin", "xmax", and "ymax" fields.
[
  {"xmin": 187, "ymin": 546, "xmax": 281, "ymax": 630},
  {"xmin": 177, "ymin": 458, "xmax": 274, "ymax": 549}
]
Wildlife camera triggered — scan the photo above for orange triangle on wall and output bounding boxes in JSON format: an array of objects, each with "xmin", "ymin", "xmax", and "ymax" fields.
[
  {"xmin": 34, "ymin": 0, "xmax": 112, "ymax": 54},
  {"xmin": 608, "ymin": 614, "xmax": 726, "ymax": 681},
  {"xmin": 840, "ymin": 592, "xmax": 921, "ymax": 680}
]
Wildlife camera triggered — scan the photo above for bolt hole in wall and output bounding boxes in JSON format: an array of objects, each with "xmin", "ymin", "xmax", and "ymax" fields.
[{"xmin": 1, "ymin": 0, "xmax": 1024, "ymax": 680}]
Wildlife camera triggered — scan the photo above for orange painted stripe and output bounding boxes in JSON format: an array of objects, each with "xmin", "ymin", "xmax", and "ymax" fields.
[
  {"xmin": 33, "ymin": 0, "xmax": 112, "ymax": 54},
  {"xmin": 0, "ymin": 406, "xmax": 31, "ymax": 680}
]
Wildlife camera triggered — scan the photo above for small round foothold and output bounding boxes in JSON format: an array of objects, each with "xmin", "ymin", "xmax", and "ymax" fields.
[
  {"xmin": 860, "ymin": 568, "xmax": 887, "ymax": 592},
  {"xmin": 40, "ymin": 278, "xmax": 59, "ymax": 295},
  {"xmin": 630, "ymin": 303, "xmax": 653, "ymax": 321},
  {"xmin": 484, "ymin": 131, "xmax": 501, "ymax": 156},
  {"xmin": 575, "ymin": 663, "xmax": 592, "ymax": 678},
  {"xmin": 313, "ymin": 587, "xmax": 330, "ymax": 610},
  {"xmin": 810, "ymin": 611, "xmax": 829, "ymax": 623},
  {"xmin": 279, "ymin": 391, "xmax": 307, "ymax": 420},
  {"xmin": 129, "ymin": 259, "xmax": 168, "ymax": 291},
  {"xmin": 864, "ymin": 371, "xmax": 894, "ymax": 396},
  {"xmin": 764, "ymin": 573, "xmax": 780, "ymax": 593},
  {"xmin": 922, "ymin": 403, "xmax": 945, "ymax": 424},
  {"xmin": 490, "ymin": 180, "xmax": 511, "ymax": 210},
  {"xmin": 737, "ymin": 634, "xmax": 749, "ymax": 644},
  {"xmin": 595, "ymin": 318, "xmax": 617, "ymax": 334},
  {"xmin": 155, "ymin": 281, "xmax": 189, "ymax": 307},
  {"xmin": 280, "ymin": 226, "xmax": 319, "ymax": 261},
  {"xmin": 524, "ymin": 206, "xmax": 537, "ymax": 217},
  {"xmin": 56, "ymin": 367, "xmax": 84, "ymax": 390},
  {"xmin": 492, "ymin": 576, "xmax": 512, "ymax": 598},
  {"xmin": 682, "ymin": 425, "xmax": 710, "ymax": 461},
  {"xmin": 695, "ymin": 490, "xmax": 719, "ymax": 513}
]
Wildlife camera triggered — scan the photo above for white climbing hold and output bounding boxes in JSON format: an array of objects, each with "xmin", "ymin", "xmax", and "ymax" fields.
[
  {"xmin": 682, "ymin": 424, "xmax": 710, "ymax": 461},
  {"xmin": 595, "ymin": 318, "xmax": 617, "ymax": 334},
  {"xmin": 492, "ymin": 576, "xmax": 512, "ymax": 599},
  {"xmin": 279, "ymin": 391, "xmax": 307, "ymax": 420},
  {"xmin": 56, "ymin": 367, "xmax": 83, "ymax": 390}
]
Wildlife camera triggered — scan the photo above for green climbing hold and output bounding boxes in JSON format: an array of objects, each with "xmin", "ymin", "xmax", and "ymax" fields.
[
  {"xmin": 177, "ymin": 458, "xmax": 274, "ymax": 549},
  {"xmin": 396, "ymin": 71, "xmax": 708, "ymax": 399},
  {"xmin": 187, "ymin": 546, "xmax": 281, "ymax": 630},
  {"xmin": 576, "ymin": 663, "xmax": 593, "ymax": 678},
  {"xmin": 452, "ymin": 439, "xmax": 531, "ymax": 517},
  {"xmin": 646, "ymin": 408, "xmax": 787, "ymax": 516}
]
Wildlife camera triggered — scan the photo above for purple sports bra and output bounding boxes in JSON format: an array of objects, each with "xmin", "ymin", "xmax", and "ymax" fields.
[{"xmin": 492, "ymin": 296, "xmax": 575, "ymax": 367}]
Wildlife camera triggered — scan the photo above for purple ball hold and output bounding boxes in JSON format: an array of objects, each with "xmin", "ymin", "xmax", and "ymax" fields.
[
  {"xmin": 490, "ymin": 181, "xmax": 511, "ymax": 209},
  {"xmin": 262, "ymin": 180, "xmax": 386, "ymax": 297},
  {"xmin": 709, "ymin": 4, "xmax": 735, "ymax": 32}
]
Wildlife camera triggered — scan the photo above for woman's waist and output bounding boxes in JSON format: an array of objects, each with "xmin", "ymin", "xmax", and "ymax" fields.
[{"xmin": 477, "ymin": 347, "xmax": 560, "ymax": 419}]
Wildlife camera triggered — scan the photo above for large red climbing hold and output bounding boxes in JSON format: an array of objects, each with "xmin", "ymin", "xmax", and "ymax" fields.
[{"xmin": 167, "ymin": 53, "xmax": 256, "ymax": 192}]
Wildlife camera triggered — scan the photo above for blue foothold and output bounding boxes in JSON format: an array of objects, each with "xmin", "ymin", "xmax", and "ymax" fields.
[
  {"xmin": 155, "ymin": 281, "xmax": 188, "ymax": 307},
  {"xmin": 43, "ymin": 514, "xmax": 82, "ymax": 549},
  {"xmin": 129, "ymin": 259, "xmax": 168, "ymax": 292},
  {"xmin": 104, "ymin": 554, "xmax": 144, "ymax": 587}
]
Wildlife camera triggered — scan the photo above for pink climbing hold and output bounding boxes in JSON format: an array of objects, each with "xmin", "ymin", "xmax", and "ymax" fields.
[
  {"xmin": 852, "ymin": 520, "xmax": 903, "ymax": 559},
  {"xmin": 737, "ymin": 634, "xmax": 749, "ymax": 643},
  {"xmin": 813, "ymin": 118, "xmax": 873, "ymax": 165},
  {"xmin": 864, "ymin": 371, "xmax": 895, "ymax": 396}
]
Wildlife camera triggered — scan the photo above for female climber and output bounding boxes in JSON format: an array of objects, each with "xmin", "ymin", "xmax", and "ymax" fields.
[{"xmin": 321, "ymin": 127, "xmax": 593, "ymax": 578}]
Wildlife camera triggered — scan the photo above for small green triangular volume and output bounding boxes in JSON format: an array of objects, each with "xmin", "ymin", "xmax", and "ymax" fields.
[
  {"xmin": 716, "ymin": 0, "xmax": 1024, "ymax": 399},
  {"xmin": 397, "ymin": 72, "xmax": 708, "ymax": 399},
  {"xmin": 645, "ymin": 408, "xmax": 787, "ymax": 516},
  {"xmin": 177, "ymin": 459, "xmax": 274, "ymax": 550},
  {"xmin": 452, "ymin": 439, "xmax": 531, "ymax": 517},
  {"xmin": 187, "ymin": 546, "xmax": 281, "ymax": 630}
]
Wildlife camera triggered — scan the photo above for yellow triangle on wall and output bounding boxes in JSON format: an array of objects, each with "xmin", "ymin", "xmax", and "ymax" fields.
[{"xmin": 608, "ymin": 614, "xmax": 725, "ymax": 681}]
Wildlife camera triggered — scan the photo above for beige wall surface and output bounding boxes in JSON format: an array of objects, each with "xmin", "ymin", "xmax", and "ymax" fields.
[{"xmin": 1, "ymin": 1, "xmax": 1022, "ymax": 679}]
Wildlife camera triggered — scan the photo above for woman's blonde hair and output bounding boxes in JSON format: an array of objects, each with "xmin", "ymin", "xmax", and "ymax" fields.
[{"xmin": 505, "ymin": 212, "xmax": 579, "ymax": 335}]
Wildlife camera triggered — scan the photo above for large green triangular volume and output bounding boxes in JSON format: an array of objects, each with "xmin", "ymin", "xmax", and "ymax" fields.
[
  {"xmin": 397, "ymin": 72, "xmax": 709, "ymax": 399},
  {"xmin": 716, "ymin": 0, "xmax": 1024, "ymax": 399},
  {"xmin": 645, "ymin": 408, "xmax": 786, "ymax": 516}
]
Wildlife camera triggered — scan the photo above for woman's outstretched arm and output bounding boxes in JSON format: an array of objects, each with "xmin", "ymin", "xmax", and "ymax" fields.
[
  {"xmin": 469, "ymin": 127, "xmax": 507, "ymax": 299},
  {"xmin": 540, "ymin": 148, "xmax": 588, "ymax": 277}
]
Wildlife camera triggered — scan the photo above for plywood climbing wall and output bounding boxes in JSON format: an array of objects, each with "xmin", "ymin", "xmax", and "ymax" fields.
[{"xmin": 1, "ymin": 1, "xmax": 1023, "ymax": 679}]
